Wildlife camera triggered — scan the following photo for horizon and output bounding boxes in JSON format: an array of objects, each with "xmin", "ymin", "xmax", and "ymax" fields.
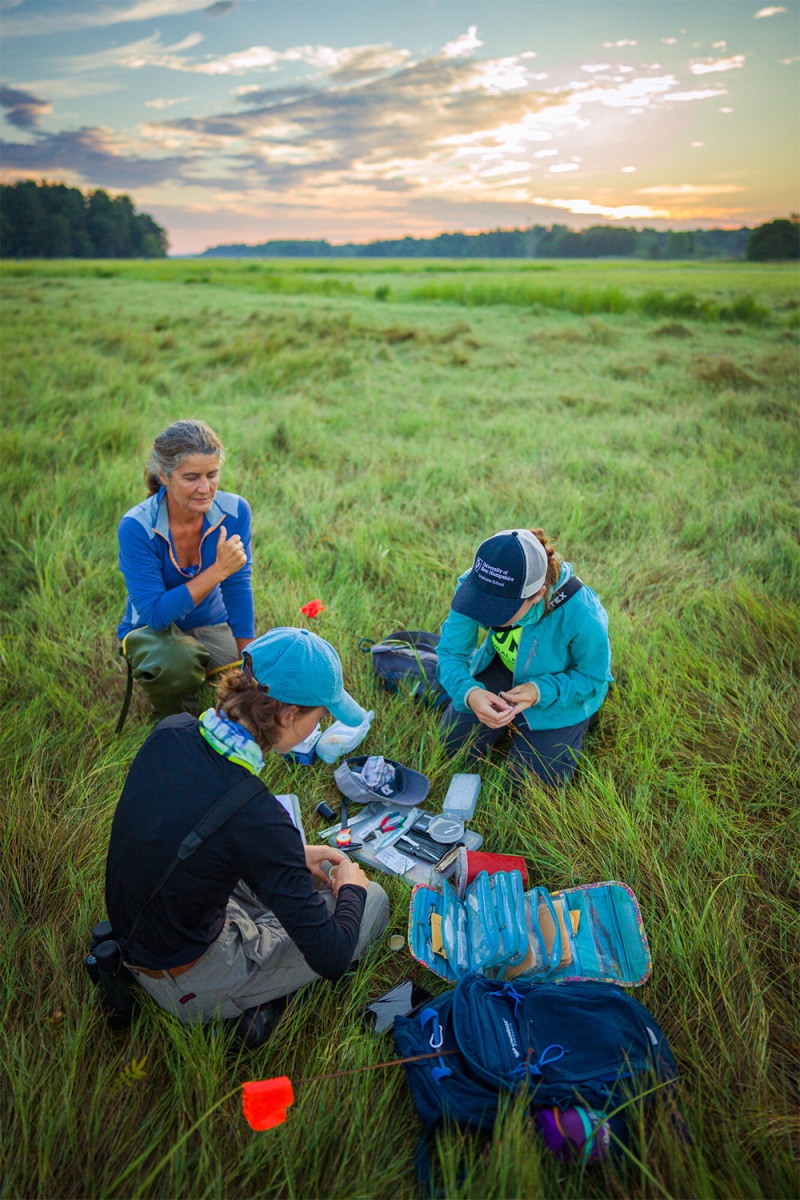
[{"xmin": 1, "ymin": 0, "xmax": 798, "ymax": 255}]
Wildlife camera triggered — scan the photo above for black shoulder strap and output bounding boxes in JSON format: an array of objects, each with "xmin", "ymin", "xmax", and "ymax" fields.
[
  {"xmin": 547, "ymin": 575, "xmax": 584, "ymax": 612},
  {"xmin": 122, "ymin": 774, "xmax": 265, "ymax": 951}
]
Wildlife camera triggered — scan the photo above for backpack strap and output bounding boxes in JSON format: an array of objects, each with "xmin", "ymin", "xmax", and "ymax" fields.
[
  {"xmin": 115, "ymin": 650, "xmax": 135, "ymax": 735},
  {"xmin": 122, "ymin": 774, "xmax": 265, "ymax": 952},
  {"xmin": 547, "ymin": 575, "xmax": 583, "ymax": 613}
]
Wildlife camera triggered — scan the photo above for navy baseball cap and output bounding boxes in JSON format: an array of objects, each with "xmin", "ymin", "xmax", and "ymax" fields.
[
  {"xmin": 243, "ymin": 628, "xmax": 366, "ymax": 726},
  {"xmin": 450, "ymin": 529, "xmax": 548, "ymax": 626},
  {"xmin": 334, "ymin": 755, "xmax": 430, "ymax": 807}
]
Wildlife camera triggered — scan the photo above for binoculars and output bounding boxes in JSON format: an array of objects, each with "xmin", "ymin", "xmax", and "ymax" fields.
[{"xmin": 84, "ymin": 921, "xmax": 135, "ymax": 1030}]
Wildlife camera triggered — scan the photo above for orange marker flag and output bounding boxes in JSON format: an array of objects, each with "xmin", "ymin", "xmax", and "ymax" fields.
[{"xmin": 242, "ymin": 1076, "xmax": 295, "ymax": 1130}]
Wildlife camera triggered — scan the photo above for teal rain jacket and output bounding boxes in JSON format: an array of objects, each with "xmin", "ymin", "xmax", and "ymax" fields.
[{"xmin": 436, "ymin": 560, "xmax": 613, "ymax": 731}]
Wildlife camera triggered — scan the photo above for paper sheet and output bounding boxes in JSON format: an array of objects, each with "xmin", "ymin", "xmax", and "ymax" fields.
[{"xmin": 376, "ymin": 845, "xmax": 415, "ymax": 875}]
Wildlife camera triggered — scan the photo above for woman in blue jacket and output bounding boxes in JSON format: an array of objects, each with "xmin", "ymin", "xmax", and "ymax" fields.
[
  {"xmin": 117, "ymin": 419, "xmax": 255, "ymax": 718},
  {"xmin": 436, "ymin": 528, "xmax": 612, "ymax": 787}
]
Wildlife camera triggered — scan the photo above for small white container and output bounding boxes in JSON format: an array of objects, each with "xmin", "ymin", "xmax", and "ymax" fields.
[{"xmin": 442, "ymin": 773, "xmax": 481, "ymax": 821}]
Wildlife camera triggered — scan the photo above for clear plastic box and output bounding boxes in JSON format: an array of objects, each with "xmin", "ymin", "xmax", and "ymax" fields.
[{"xmin": 442, "ymin": 773, "xmax": 481, "ymax": 821}]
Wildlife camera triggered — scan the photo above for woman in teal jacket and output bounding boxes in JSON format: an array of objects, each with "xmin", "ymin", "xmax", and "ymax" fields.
[{"xmin": 436, "ymin": 528, "xmax": 612, "ymax": 787}]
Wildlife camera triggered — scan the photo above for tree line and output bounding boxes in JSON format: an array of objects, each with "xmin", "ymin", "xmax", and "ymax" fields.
[
  {"xmin": 204, "ymin": 218, "xmax": 799, "ymax": 261},
  {"xmin": 0, "ymin": 180, "xmax": 169, "ymax": 258}
]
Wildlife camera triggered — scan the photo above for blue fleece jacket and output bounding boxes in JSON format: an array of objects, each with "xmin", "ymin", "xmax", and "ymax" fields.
[
  {"xmin": 436, "ymin": 560, "xmax": 613, "ymax": 731},
  {"xmin": 117, "ymin": 487, "xmax": 255, "ymax": 642}
]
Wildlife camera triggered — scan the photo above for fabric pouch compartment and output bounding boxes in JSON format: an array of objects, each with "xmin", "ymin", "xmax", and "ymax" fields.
[
  {"xmin": 441, "ymin": 878, "xmax": 472, "ymax": 978},
  {"xmin": 490, "ymin": 870, "xmax": 529, "ymax": 968},
  {"xmin": 519, "ymin": 881, "xmax": 651, "ymax": 987},
  {"xmin": 509, "ymin": 887, "xmax": 570, "ymax": 981},
  {"xmin": 558, "ymin": 882, "xmax": 650, "ymax": 985},
  {"xmin": 408, "ymin": 883, "xmax": 457, "ymax": 982},
  {"xmin": 463, "ymin": 871, "xmax": 502, "ymax": 975}
]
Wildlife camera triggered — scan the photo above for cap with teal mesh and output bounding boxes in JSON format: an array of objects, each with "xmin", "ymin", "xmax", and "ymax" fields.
[{"xmin": 244, "ymin": 627, "xmax": 365, "ymax": 726}]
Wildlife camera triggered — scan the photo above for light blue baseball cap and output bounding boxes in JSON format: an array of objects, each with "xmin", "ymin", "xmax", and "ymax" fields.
[{"xmin": 243, "ymin": 627, "xmax": 365, "ymax": 726}]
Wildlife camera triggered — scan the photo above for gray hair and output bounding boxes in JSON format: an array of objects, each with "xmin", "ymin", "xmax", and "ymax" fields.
[{"xmin": 144, "ymin": 419, "xmax": 225, "ymax": 495}]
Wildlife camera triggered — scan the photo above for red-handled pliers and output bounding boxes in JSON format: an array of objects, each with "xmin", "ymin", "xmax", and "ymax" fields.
[{"xmin": 378, "ymin": 811, "xmax": 402, "ymax": 834}]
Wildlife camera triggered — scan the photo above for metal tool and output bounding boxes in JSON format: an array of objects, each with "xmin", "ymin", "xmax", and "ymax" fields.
[
  {"xmin": 374, "ymin": 807, "xmax": 421, "ymax": 854},
  {"xmin": 367, "ymin": 811, "xmax": 402, "ymax": 841}
]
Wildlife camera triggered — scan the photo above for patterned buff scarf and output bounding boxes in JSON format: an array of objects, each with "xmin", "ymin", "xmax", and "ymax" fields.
[{"xmin": 198, "ymin": 708, "xmax": 264, "ymax": 776}]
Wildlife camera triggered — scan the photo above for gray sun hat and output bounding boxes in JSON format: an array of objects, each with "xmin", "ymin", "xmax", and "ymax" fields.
[{"xmin": 334, "ymin": 755, "xmax": 430, "ymax": 807}]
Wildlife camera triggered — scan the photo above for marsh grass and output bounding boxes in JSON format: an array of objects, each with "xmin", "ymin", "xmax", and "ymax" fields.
[{"xmin": 1, "ymin": 260, "xmax": 798, "ymax": 1199}]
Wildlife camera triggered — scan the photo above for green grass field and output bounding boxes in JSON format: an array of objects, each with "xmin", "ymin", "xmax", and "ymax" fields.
[{"xmin": 2, "ymin": 258, "xmax": 798, "ymax": 1200}]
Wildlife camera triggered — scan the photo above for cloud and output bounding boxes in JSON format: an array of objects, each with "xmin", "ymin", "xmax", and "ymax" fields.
[
  {"xmin": 581, "ymin": 64, "xmax": 612, "ymax": 73},
  {"xmin": 326, "ymin": 46, "xmax": 413, "ymax": 84},
  {"xmin": 204, "ymin": 1, "xmax": 234, "ymax": 14},
  {"xmin": 568, "ymin": 73, "xmax": 681, "ymax": 108},
  {"xmin": 441, "ymin": 26, "xmax": 483, "ymax": 59},
  {"xmin": 621, "ymin": 165, "xmax": 636, "ymax": 172},
  {"xmin": 59, "ymin": 33, "xmax": 203, "ymax": 75},
  {"xmin": 109, "ymin": 35, "xmax": 410, "ymax": 79},
  {"xmin": 667, "ymin": 88, "xmax": 727, "ymax": 101},
  {"xmin": 754, "ymin": 6, "xmax": 786, "ymax": 17},
  {"xmin": 4, "ymin": 31, "xmax": 761, "ymax": 227},
  {"xmin": 712, "ymin": 41, "xmax": 727, "ymax": 48},
  {"xmin": 603, "ymin": 40, "xmax": 637, "ymax": 48},
  {"xmin": 535, "ymin": 196, "xmax": 668, "ymax": 219},
  {"xmin": 0, "ymin": 83, "xmax": 51, "ymax": 129},
  {"xmin": 661, "ymin": 38, "xmax": 678, "ymax": 45},
  {"xmin": 0, "ymin": 125, "xmax": 189, "ymax": 187},
  {"xmin": 637, "ymin": 183, "xmax": 745, "ymax": 195},
  {"xmin": 1, "ymin": 0, "xmax": 218, "ymax": 36},
  {"xmin": 144, "ymin": 95, "xmax": 195, "ymax": 109},
  {"xmin": 689, "ymin": 54, "xmax": 746, "ymax": 75}
]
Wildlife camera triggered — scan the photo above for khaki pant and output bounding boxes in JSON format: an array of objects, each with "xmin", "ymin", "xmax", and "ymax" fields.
[
  {"xmin": 120, "ymin": 623, "xmax": 240, "ymax": 717},
  {"xmin": 128, "ymin": 878, "xmax": 390, "ymax": 1024}
]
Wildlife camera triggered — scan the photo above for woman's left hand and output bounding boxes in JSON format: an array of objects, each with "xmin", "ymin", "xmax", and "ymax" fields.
[
  {"xmin": 498, "ymin": 683, "xmax": 540, "ymax": 717},
  {"xmin": 304, "ymin": 843, "xmax": 348, "ymax": 887}
]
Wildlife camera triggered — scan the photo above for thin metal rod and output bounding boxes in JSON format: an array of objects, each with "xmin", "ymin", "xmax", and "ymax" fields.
[{"xmin": 296, "ymin": 1048, "xmax": 459, "ymax": 1086}]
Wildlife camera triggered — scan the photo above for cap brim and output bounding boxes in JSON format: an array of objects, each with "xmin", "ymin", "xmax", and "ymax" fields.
[
  {"xmin": 394, "ymin": 765, "xmax": 430, "ymax": 805},
  {"xmin": 450, "ymin": 576, "xmax": 524, "ymax": 627},
  {"xmin": 326, "ymin": 687, "xmax": 367, "ymax": 727}
]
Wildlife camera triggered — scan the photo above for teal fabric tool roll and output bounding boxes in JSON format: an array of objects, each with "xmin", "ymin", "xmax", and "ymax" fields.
[
  {"xmin": 408, "ymin": 869, "xmax": 528, "ymax": 982},
  {"xmin": 409, "ymin": 874, "xmax": 651, "ymax": 988}
]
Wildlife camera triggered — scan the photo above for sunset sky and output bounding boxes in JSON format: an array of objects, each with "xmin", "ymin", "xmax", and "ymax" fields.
[{"xmin": 1, "ymin": 0, "xmax": 798, "ymax": 254}]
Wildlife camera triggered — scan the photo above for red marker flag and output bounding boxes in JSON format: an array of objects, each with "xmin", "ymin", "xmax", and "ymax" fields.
[
  {"xmin": 242, "ymin": 1077, "xmax": 295, "ymax": 1130},
  {"xmin": 300, "ymin": 599, "xmax": 325, "ymax": 618}
]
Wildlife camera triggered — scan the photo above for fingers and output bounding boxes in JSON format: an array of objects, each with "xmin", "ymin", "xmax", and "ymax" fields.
[
  {"xmin": 217, "ymin": 524, "xmax": 227, "ymax": 546},
  {"xmin": 483, "ymin": 710, "xmax": 516, "ymax": 729}
]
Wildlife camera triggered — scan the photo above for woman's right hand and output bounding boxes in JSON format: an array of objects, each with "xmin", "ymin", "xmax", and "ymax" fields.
[
  {"xmin": 331, "ymin": 857, "xmax": 370, "ymax": 897},
  {"xmin": 215, "ymin": 525, "xmax": 247, "ymax": 579},
  {"xmin": 466, "ymin": 687, "xmax": 515, "ymax": 729}
]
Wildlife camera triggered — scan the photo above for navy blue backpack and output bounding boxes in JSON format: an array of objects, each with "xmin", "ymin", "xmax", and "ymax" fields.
[
  {"xmin": 359, "ymin": 630, "xmax": 448, "ymax": 709},
  {"xmin": 393, "ymin": 974, "xmax": 677, "ymax": 1180}
]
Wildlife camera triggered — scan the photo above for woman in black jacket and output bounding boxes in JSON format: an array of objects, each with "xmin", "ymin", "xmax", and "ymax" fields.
[{"xmin": 105, "ymin": 627, "xmax": 388, "ymax": 1041}]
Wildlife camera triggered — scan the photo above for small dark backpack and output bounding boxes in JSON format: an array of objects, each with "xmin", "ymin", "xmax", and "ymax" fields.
[
  {"xmin": 393, "ymin": 973, "xmax": 677, "ymax": 1181},
  {"xmin": 359, "ymin": 630, "xmax": 448, "ymax": 709}
]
